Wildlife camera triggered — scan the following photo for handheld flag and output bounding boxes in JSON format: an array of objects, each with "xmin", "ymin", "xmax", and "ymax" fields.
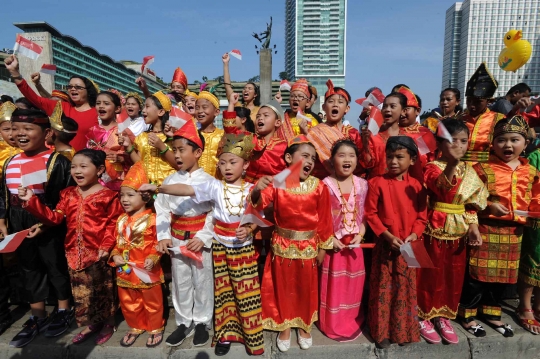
[
  {"xmin": 116, "ymin": 108, "xmax": 131, "ymax": 133},
  {"xmin": 514, "ymin": 210, "xmax": 540, "ymax": 219},
  {"xmin": 229, "ymin": 49, "xmax": 242, "ymax": 60},
  {"xmin": 20, "ymin": 158, "xmax": 47, "ymax": 187},
  {"xmin": 296, "ymin": 111, "xmax": 311, "ymax": 124},
  {"xmin": 141, "ymin": 55, "xmax": 155, "ymax": 74},
  {"xmin": 0, "ymin": 229, "xmax": 30, "ymax": 253},
  {"xmin": 279, "ymin": 80, "xmax": 291, "ymax": 92},
  {"xmin": 168, "ymin": 246, "xmax": 203, "ymax": 262},
  {"xmin": 367, "ymin": 107, "xmax": 384, "ymax": 135},
  {"xmin": 14, "ymin": 34, "xmax": 43, "ymax": 60},
  {"xmin": 436, "ymin": 121, "xmax": 454, "ymax": 143},
  {"xmin": 127, "ymin": 262, "xmax": 160, "ymax": 283},
  {"xmin": 400, "ymin": 241, "xmax": 435, "ymax": 268},
  {"xmin": 355, "ymin": 88, "xmax": 385, "ymax": 108},
  {"xmin": 40, "ymin": 64, "xmax": 57, "ymax": 76},
  {"xmin": 240, "ymin": 203, "xmax": 272, "ymax": 228},
  {"xmin": 416, "ymin": 132, "xmax": 437, "ymax": 156},
  {"xmin": 273, "ymin": 160, "xmax": 303, "ymax": 189},
  {"xmin": 169, "ymin": 107, "xmax": 192, "ymax": 129}
]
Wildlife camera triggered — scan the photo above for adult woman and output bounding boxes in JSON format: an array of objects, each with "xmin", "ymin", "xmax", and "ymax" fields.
[
  {"xmin": 424, "ymin": 88, "xmax": 462, "ymax": 134},
  {"xmin": 222, "ymin": 53, "xmax": 260, "ymax": 122},
  {"xmin": 5, "ymin": 55, "xmax": 98, "ymax": 151}
]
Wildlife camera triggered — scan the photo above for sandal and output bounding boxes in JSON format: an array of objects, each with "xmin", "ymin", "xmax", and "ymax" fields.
[
  {"xmin": 95, "ymin": 324, "xmax": 117, "ymax": 345},
  {"xmin": 515, "ymin": 309, "xmax": 540, "ymax": 335},
  {"xmin": 72, "ymin": 323, "xmax": 103, "ymax": 344},
  {"xmin": 120, "ymin": 330, "xmax": 144, "ymax": 347},
  {"xmin": 146, "ymin": 331, "xmax": 164, "ymax": 348}
]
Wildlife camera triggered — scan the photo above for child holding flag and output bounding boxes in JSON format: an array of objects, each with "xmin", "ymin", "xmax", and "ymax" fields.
[{"xmin": 276, "ymin": 79, "xmax": 318, "ymax": 141}]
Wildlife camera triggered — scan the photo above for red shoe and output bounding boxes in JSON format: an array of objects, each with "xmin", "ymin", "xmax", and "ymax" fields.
[
  {"xmin": 95, "ymin": 324, "xmax": 116, "ymax": 345},
  {"xmin": 419, "ymin": 320, "xmax": 441, "ymax": 344},
  {"xmin": 72, "ymin": 323, "xmax": 103, "ymax": 344},
  {"xmin": 436, "ymin": 318, "xmax": 459, "ymax": 344}
]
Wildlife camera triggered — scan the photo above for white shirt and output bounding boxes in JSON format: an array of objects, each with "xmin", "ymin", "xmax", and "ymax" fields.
[{"xmin": 128, "ymin": 116, "xmax": 150, "ymax": 136}]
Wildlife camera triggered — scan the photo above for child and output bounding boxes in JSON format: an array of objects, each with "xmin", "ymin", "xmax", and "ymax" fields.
[
  {"xmin": 424, "ymin": 88, "xmax": 462, "ymax": 134},
  {"xmin": 125, "ymin": 92, "xmax": 148, "ymax": 136},
  {"xmin": 154, "ymin": 120, "xmax": 215, "ymax": 347},
  {"xmin": 250, "ymin": 136, "xmax": 334, "ymax": 352},
  {"xmin": 365, "ymin": 136, "xmax": 427, "ymax": 348},
  {"xmin": 110, "ymin": 162, "xmax": 164, "ymax": 347},
  {"xmin": 196, "ymin": 90, "xmax": 225, "ymax": 177},
  {"xmin": 87, "ymin": 91, "xmax": 128, "ymax": 191},
  {"xmin": 308, "ymin": 80, "xmax": 363, "ymax": 178},
  {"xmin": 0, "ymin": 108, "xmax": 72, "ymax": 348},
  {"xmin": 18, "ymin": 148, "xmax": 123, "ymax": 345},
  {"xmin": 0, "ymin": 101, "xmax": 21, "ymax": 174},
  {"xmin": 319, "ymin": 139, "xmax": 367, "ymax": 342},
  {"xmin": 459, "ymin": 115, "xmax": 540, "ymax": 337},
  {"xmin": 121, "ymin": 91, "xmax": 177, "ymax": 185},
  {"xmin": 182, "ymin": 89, "xmax": 199, "ymax": 119},
  {"xmin": 47, "ymin": 101, "xmax": 78, "ymax": 161},
  {"xmin": 223, "ymin": 94, "xmax": 254, "ymax": 134},
  {"xmin": 416, "ymin": 119, "xmax": 488, "ymax": 344},
  {"xmin": 140, "ymin": 133, "xmax": 264, "ymax": 356}
]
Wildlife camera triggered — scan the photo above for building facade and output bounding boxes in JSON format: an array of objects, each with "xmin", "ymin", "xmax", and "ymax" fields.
[
  {"xmin": 13, "ymin": 22, "xmax": 165, "ymax": 96},
  {"xmin": 285, "ymin": 0, "xmax": 347, "ymax": 111},
  {"xmin": 442, "ymin": 0, "xmax": 540, "ymax": 98}
]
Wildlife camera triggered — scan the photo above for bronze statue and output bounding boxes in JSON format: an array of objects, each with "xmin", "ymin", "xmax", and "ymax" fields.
[{"xmin": 252, "ymin": 16, "xmax": 272, "ymax": 49}]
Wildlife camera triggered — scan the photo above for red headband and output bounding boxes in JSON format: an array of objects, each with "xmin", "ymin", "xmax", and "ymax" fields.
[{"xmin": 325, "ymin": 79, "xmax": 350, "ymax": 102}]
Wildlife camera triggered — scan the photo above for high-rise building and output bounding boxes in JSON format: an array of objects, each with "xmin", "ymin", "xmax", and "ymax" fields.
[
  {"xmin": 285, "ymin": 0, "xmax": 347, "ymax": 111},
  {"xmin": 442, "ymin": 0, "xmax": 540, "ymax": 98}
]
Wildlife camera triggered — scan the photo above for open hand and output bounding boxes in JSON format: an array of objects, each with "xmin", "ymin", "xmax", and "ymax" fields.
[{"xmin": 139, "ymin": 183, "xmax": 157, "ymax": 193}]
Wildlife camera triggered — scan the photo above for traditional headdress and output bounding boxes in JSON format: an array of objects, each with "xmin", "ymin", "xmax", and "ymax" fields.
[
  {"xmin": 11, "ymin": 108, "xmax": 50, "ymax": 125},
  {"xmin": 291, "ymin": 78, "xmax": 310, "ymax": 98},
  {"xmin": 121, "ymin": 162, "xmax": 149, "ymax": 191},
  {"xmin": 465, "ymin": 63, "xmax": 498, "ymax": 99},
  {"xmin": 107, "ymin": 89, "xmax": 126, "ymax": 105},
  {"xmin": 49, "ymin": 101, "xmax": 78, "ymax": 133},
  {"xmin": 218, "ymin": 133, "xmax": 255, "ymax": 161},
  {"xmin": 51, "ymin": 90, "xmax": 70, "ymax": 103},
  {"xmin": 288, "ymin": 135, "xmax": 311, "ymax": 148},
  {"xmin": 0, "ymin": 101, "xmax": 17, "ymax": 122},
  {"xmin": 492, "ymin": 115, "xmax": 529, "ymax": 140},
  {"xmin": 172, "ymin": 67, "xmax": 188, "ymax": 88},
  {"xmin": 260, "ymin": 99, "xmax": 284, "ymax": 120},
  {"xmin": 397, "ymin": 86, "xmax": 420, "ymax": 108},
  {"xmin": 125, "ymin": 92, "xmax": 143, "ymax": 108},
  {"xmin": 386, "ymin": 135, "xmax": 418, "ymax": 156},
  {"xmin": 325, "ymin": 79, "xmax": 350, "ymax": 102},
  {"xmin": 173, "ymin": 119, "xmax": 204, "ymax": 150},
  {"xmin": 152, "ymin": 91, "xmax": 172, "ymax": 112},
  {"xmin": 89, "ymin": 79, "xmax": 100, "ymax": 93},
  {"xmin": 184, "ymin": 89, "xmax": 199, "ymax": 100},
  {"xmin": 198, "ymin": 91, "xmax": 220, "ymax": 110}
]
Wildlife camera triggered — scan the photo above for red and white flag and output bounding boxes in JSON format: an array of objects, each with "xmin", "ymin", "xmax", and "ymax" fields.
[
  {"xmin": 279, "ymin": 80, "xmax": 291, "ymax": 92},
  {"xmin": 168, "ymin": 246, "xmax": 203, "ymax": 262},
  {"xmin": 436, "ymin": 121, "xmax": 453, "ymax": 143},
  {"xmin": 40, "ymin": 64, "xmax": 57, "ymax": 76},
  {"xmin": 273, "ymin": 160, "xmax": 303, "ymax": 189},
  {"xmin": 141, "ymin": 55, "xmax": 155, "ymax": 74},
  {"xmin": 367, "ymin": 107, "xmax": 384, "ymax": 135},
  {"xmin": 0, "ymin": 229, "xmax": 30, "ymax": 253},
  {"xmin": 20, "ymin": 158, "xmax": 47, "ymax": 187},
  {"xmin": 240, "ymin": 203, "xmax": 272, "ymax": 228},
  {"xmin": 416, "ymin": 132, "xmax": 437, "ymax": 156},
  {"xmin": 169, "ymin": 107, "xmax": 192, "ymax": 129},
  {"xmin": 127, "ymin": 262, "xmax": 160, "ymax": 283},
  {"xmin": 355, "ymin": 88, "xmax": 385, "ymax": 108},
  {"xmin": 400, "ymin": 241, "xmax": 435, "ymax": 268},
  {"xmin": 116, "ymin": 108, "xmax": 131, "ymax": 133},
  {"xmin": 514, "ymin": 210, "xmax": 540, "ymax": 219},
  {"xmin": 13, "ymin": 34, "xmax": 42, "ymax": 60},
  {"xmin": 297, "ymin": 110, "xmax": 311, "ymax": 124},
  {"xmin": 229, "ymin": 49, "xmax": 242, "ymax": 60}
]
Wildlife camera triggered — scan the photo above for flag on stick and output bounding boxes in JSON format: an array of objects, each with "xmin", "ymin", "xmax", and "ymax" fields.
[
  {"xmin": 436, "ymin": 121, "xmax": 454, "ymax": 143},
  {"xmin": 20, "ymin": 159, "xmax": 47, "ymax": 187},
  {"xmin": 40, "ymin": 64, "xmax": 56, "ymax": 76},
  {"xmin": 279, "ymin": 80, "xmax": 291, "ymax": 91},
  {"xmin": 13, "ymin": 34, "xmax": 42, "ymax": 60},
  {"xmin": 400, "ymin": 241, "xmax": 435, "ymax": 268},
  {"xmin": 355, "ymin": 88, "xmax": 385, "ymax": 108},
  {"xmin": 273, "ymin": 160, "xmax": 303, "ymax": 189},
  {"xmin": 367, "ymin": 107, "xmax": 384, "ymax": 135},
  {"xmin": 416, "ymin": 132, "xmax": 437, "ymax": 156},
  {"xmin": 116, "ymin": 108, "xmax": 131, "ymax": 133},
  {"xmin": 127, "ymin": 262, "xmax": 160, "ymax": 283},
  {"xmin": 141, "ymin": 55, "xmax": 155, "ymax": 74},
  {"xmin": 229, "ymin": 49, "xmax": 242, "ymax": 60},
  {"xmin": 169, "ymin": 107, "xmax": 192, "ymax": 129},
  {"xmin": 168, "ymin": 246, "xmax": 203, "ymax": 262},
  {"xmin": 240, "ymin": 203, "xmax": 272, "ymax": 227},
  {"xmin": 0, "ymin": 229, "xmax": 30, "ymax": 253}
]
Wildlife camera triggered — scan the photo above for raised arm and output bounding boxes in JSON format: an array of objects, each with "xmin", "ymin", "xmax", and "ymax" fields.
[
  {"xmin": 139, "ymin": 183, "xmax": 195, "ymax": 197},
  {"xmin": 30, "ymin": 73, "xmax": 52, "ymax": 99},
  {"xmin": 222, "ymin": 53, "xmax": 234, "ymax": 100}
]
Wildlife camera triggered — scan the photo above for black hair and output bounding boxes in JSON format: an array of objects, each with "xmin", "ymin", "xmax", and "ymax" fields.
[
  {"xmin": 440, "ymin": 88, "xmax": 461, "ymax": 101},
  {"xmin": 11, "ymin": 108, "xmax": 50, "ymax": 130},
  {"xmin": 97, "ymin": 91, "xmax": 121, "ymax": 108},
  {"xmin": 331, "ymin": 139, "xmax": 359, "ymax": 158},
  {"xmin": 172, "ymin": 130, "xmax": 206, "ymax": 151},
  {"xmin": 392, "ymin": 84, "xmax": 409, "ymax": 93},
  {"xmin": 55, "ymin": 115, "xmax": 78, "ymax": 145},
  {"xmin": 284, "ymin": 142, "xmax": 318, "ymax": 164},
  {"xmin": 415, "ymin": 94, "xmax": 422, "ymax": 109},
  {"xmin": 73, "ymin": 149, "xmax": 106, "ymax": 169},
  {"xmin": 242, "ymin": 82, "xmax": 261, "ymax": 106},
  {"xmin": 15, "ymin": 97, "xmax": 37, "ymax": 110},
  {"xmin": 365, "ymin": 87, "xmax": 381, "ymax": 97},
  {"xmin": 149, "ymin": 95, "xmax": 170, "ymax": 131},
  {"xmin": 507, "ymin": 83, "xmax": 532, "ymax": 96},
  {"xmin": 385, "ymin": 92, "xmax": 408, "ymax": 109},
  {"xmin": 69, "ymin": 75, "xmax": 98, "ymax": 107},
  {"xmin": 436, "ymin": 118, "xmax": 470, "ymax": 142},
  {"xmin": 385, "ymin": 141, "xmax": 417, "ymax": 158},
  {"xmin": 234, "ymin": 107, "xmax": 255, "ymax": 133},
  {"xmin": 0, "ymin": 95, "xmax": 14, "ymax": 104},
  {"xmin": 325, "ymin": 87, "xmax": 351, "ymax": 104}
]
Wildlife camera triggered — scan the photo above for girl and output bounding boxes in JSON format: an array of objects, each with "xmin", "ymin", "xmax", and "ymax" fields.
[
  {"xmin": 125, "ymin": 92, "xmax": 148, "ymax": 136},
  {"xmin": 223, "ymin": 94, "xmax": 255, "ymax": 134},
  {"xmin": 424, "ymin": 88, "xmax": 462, "ymax": 134},
  {"xmin": 86, "ymin": 91, "xmax": 127, "ymax": 191},
  {"xmin": 110, "ymin": 163, "xmax": 164, "ymax": 347},
  {"xmin": 121, "ymin": 91, "xmax": 178, "ymax": 185},
  {"xmin": 319, "ymin": 139, "xmax": 367, "ymax": 342},
  {"xmin": 18, "ymin": 149, "xmax": 124, "ymax": 345},
  {"xmin": 250, "ymin": 136, "xmax": 334, "ymax": 352},
  {"xmin": 222, "ymin": 53, "xmax": 260, "ymax": 122},
  {"xmin": 417, "ymin": 119, "xmax": 488, "ymax": 344}
]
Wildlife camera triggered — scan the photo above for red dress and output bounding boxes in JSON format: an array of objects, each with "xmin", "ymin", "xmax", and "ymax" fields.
[{"xmin": 365, "ymin": 173, "xmax": 427, "ymax": 344}]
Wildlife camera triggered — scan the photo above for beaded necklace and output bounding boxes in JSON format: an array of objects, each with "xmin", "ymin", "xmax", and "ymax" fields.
[
  {"xmin": 222, "ymin": 180, "xmax": 246, "ymax": 216},
  {"xmin": 336, "ymin": 177, "xmax": 358, "ymax": 234}
]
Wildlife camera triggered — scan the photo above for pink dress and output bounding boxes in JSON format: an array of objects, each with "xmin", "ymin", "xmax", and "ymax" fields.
[{"xmin": 319, "ymin": 176, "xmax": 367, "ymax": 341}]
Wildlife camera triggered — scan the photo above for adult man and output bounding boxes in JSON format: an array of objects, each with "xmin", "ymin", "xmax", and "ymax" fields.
[{"xmin": 490, "ymin": 82, "xmax": 531, "ymax": 115}]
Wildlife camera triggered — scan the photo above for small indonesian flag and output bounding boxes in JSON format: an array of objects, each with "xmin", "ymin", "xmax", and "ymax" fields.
[
  {"xmin": 169, "ymin": 107, "xmax": 192, "ymax": 129},
  {"xmin": 13, "ymin": 34, "xmax": 42, "ymax": 60},
  {"xmin": 367, "ymin": 106, "xmax": 384, "ymax": 135},
  {"xmin": 273, "ymin": 160, "xmax": 303, "ymax": 189},
  {"xmin": 127, "ymin": 262, "xmax": 160, "ymax": 283},
  {"xmin": 436, "ymin": 121, "xmax": 453, "ymax": 143},
  {"xmin": 280, "ymin": 80, "xmax": 291, "ymax": 91},
  {"xmin": 416, "ymin": 132, "xmax": 437, "ymax": 156},
  {"xmin": 141, "ymin": 55, "xmax": 155, "ymax": 74},
  {"xmin": 116, "ymin": 108, "xmax": 131, "ymax": 133},
  {"xmin": 0, "ymin": 229, "xmax": 30, "ymax": 253},
  {"xmin": 40, "ymin": 64, "xmax": 57, "ymax": 76},
  {"xmin": 355, "ymin": 88, "xmax": 385, "ymax": 108},
  {"xmin": 400, "ymin": 241, "xmax": 435, "ymax": 268},
  {"xmin": 514, "ymin": 210, "xmax": 540, "ymax": 219},
  {"xmin": 20, "ymin": 158, "xmax": 47, "ymax": 187},
  {"xmin": 240, "ymin": 203, "xmax": 272, "ymax": 228},
  {"xmin": 296, "ymin": 110, "xmax": 311, "ymax": 124},
  {"xmin": 168, "ymin": 246, "xmax": 203, "ymax": 262},
  {"xmin": 229, "ymin": 49, "xmax": 242, "ymax": 60}
]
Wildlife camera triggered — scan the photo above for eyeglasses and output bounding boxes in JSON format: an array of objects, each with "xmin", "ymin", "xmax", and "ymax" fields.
[
  {"xmin": 290, "ymin": 95, "xmax": 308, "ymax": 101},
  {"xmin": 66, "ymin": 85, "xmax": 87, "ymax": 90}
]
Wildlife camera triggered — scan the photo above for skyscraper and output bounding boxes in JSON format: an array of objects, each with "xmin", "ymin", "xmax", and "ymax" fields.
[
  {"xmin": 285, "ymin": 0, "xmax": 347, "ymax": 111},
  {"xmin": 442, "ymin": 0, "xmax": 540, "ymax": 99}
]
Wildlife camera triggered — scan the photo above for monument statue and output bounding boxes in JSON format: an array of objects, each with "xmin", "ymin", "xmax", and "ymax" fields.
[{"xmin": 252, "ymin": 17, "xmax": 273, "ymax": 49}]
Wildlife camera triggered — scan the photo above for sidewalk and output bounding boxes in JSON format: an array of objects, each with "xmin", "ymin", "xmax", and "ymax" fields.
[{"xmin": 0, "ymin": 299, "xmax": 539, "ymax": 359}]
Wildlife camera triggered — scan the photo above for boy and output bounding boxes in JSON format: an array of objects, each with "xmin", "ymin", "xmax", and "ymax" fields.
[
  {"xmin": 0, "ymin": 108, "xmax": 73, "ymax": 347},
  {"xmin": 365, "ymin": 136, "xmax": 427, "ymax": 347},
  {"xmin": 154, "ymin": 120, "xmax": 215, "ymax": 347},
  {"xmin": 196, "ymin": 91, "xmax": 224, "ymax": 177},
  {"xmin": 46, "ymin": 102, "xmax": 78, "ymax": 161}
]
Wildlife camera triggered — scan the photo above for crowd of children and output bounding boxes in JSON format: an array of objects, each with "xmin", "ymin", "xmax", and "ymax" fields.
[{"xmin": 0, "ymin": 52, "xmax": 539, "ymax": 357}]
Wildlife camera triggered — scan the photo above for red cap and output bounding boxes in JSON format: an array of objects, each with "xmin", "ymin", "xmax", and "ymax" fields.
[
  {"xmin": 397, "ymin": 86, "xmax": 420, "ymax": 108},
  {"xmin": 172, "ymin": 67, "xmax": 188, "ymax": 88},
  {"xmin": 173, "ymin": 119, "xmax": 203, "ymax": 150}
]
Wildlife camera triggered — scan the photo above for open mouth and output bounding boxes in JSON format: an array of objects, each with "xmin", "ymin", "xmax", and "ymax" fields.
[
  {"xmin": 503, "ymin": 150, "xmax": 514, "ymax": 156},
  {"xmin": 302, "ymin": 164, "xmax": 312, "ymax": 175},
  {"xmin": 257, "ymin": 121, "xmax": 264, "ymax": 129},
  {"xmin": 292, "ymin": 102, "xmax": 299, "ymax": 108},
  {"xmin": 126, "ymin": 108, "xmax": 135, "ymax": 116},
  {"xmin": 17, "ymin": 138, "xmax": 29, "ymax": 145},
  {"xmin": 187, "ymin": 105, "xmax": 195, "ymax": 111},
  {"xmin": 243, "ymin": 93, "xmax": 249, "ymax": 99},
  {"xmin": 342, "ymin": 163, "xmax": 351, "ymax": 170},
  {"xmin": 331, "ymin": 109, "xmax": 339, "ymax": 115},
  {"xmin": 98, "ymin": 110, "xmax": 107, "ymax": 116},
  {"xmin": 176, "ymin": 161, "xmax": 183, "ymax": 166},
  {"xmin": 74, "ymin": 175, "xmax": 85, "ymax": 181}
]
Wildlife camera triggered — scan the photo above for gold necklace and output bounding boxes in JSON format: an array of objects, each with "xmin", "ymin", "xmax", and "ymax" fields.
[
  {"xmin": 223, "ymin": 180, "xmax": 246, "ymax": 216},
  {"xmin": 336, "ymin": 177, "xmax": 358, "ymax": 234}
]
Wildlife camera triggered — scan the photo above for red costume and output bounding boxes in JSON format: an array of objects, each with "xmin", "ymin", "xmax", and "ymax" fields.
[
  {"xmin": 400, "ymin": 123, "xmax": 436, "ymax": 181},
  {"xmin": 459, "ymin": 109, "xmax": 505, "ymax": 163}
]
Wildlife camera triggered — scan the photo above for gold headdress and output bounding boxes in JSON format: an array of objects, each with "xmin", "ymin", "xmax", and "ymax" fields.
[
  {"xmin": 89, "ymin": 79, "xmax": 100, "ymax": 93},
  {"xmin": 184, "ymin": 89, "xmax": 198, "ymax": 100},
  {"xmin": 198, "ymin": 91, "xmax": 220, "ymax": 109},
  {"xmin": 49, "ymin": 101, "xmax": 77, "ymax": 133},
  {"xmin": 492, "ymin": 115, "xmax": 529, "ymax": 140},
  {"xmin": 152, "ymin": 91, "xmax": 172, "ymax": 112},
  {"xmin": 0, "ymin": 101, "xmax": 17, "ymax": 122},
  {"xmin": 218, "ymin": 133, "xmax": 255, "ymax": 161}
]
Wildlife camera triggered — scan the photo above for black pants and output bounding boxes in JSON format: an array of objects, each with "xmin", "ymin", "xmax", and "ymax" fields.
[
  {"xmin": 458, "ymin": 268, "xmax": 507, "ymax": 322},
  {"xmin": 0, "ymin": 255, "xmax": 11, "ymax": 322}
]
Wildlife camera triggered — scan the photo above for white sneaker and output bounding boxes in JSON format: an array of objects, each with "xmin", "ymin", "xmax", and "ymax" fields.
[
  {"xmin": 297, "ymin": 330, "xmax": 312, "ymax": 350},
  {"xmin": 277, "ymin": 332, "xmax": 291, "ymax": 352}
]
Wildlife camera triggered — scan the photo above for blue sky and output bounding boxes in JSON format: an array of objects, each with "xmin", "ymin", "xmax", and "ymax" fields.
[{"xmin": 0, "ymin": 0, "xmax": 457, "ymax": 122}]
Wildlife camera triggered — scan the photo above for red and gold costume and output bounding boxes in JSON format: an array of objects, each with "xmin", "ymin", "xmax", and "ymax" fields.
[
  {"xmin": 277, "ymin": 79, "xmax": 318, "ymax": 142},
  {"xmin": 459, "ymin": 109, "xmax": 505, "ymax": 163},
  {"xmin": 133, "ymin": 132, "xmax": 175, "ymax": 186},
  {"xmin": 417, "ymin": 161, "xmax": 488, "ymax": 320}
]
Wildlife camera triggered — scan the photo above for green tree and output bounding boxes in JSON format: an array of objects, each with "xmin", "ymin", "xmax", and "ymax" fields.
[{"xmin": 279, "ymin": 71, "xmax": 289, "ymax": 80}]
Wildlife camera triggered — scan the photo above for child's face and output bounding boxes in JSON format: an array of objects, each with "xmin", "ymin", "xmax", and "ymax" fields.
[
  {"xmin": 195, "ymin": 99, "xmax": 219, "ymax": 128},
  {"xmin": 382, "ymin": 96, "xmax": 405, "ymax": 127},
  {"xmin": 235, "ymin": 116, "xmax": 247, "ymax": 131},
  {"xmin": 183, "ymin": 96, "xmax": 197, "ymax": 116},
  {"xmin": 386, "ymin": 148, "xmax": 415, "ymax": 178},
  {"xmin": 119, "ymin": 186, "xmax": 147, "ymax": 215},
  {"xmin": 217, "ymin": 153, "xmax": 249, "ymax": 183},
  {"xmin": 286, "ymin": 144, "xmax": 317, "ymax": 181},
  {"xmin": 438, "ymin": 130, "xmax": 469, "ymax": 160},
  {"xmin": 332, "ymin": 145, "xmax": 357, "ymax": 178},
  {"xmin": 96, "ymin": 94, "xmax": 120, "ymax": 122},
  {"xmin": 11, "ymin": 122, "xmax": 49, "ymax": 153},
  {"xmin": 125, "ymin": 97, "xmax": 141, "ymax": 118},
  {"xmin": 71, "ymin": 154, "xmax": 103, "ymax": 188},
  {"xmin": 0, "ymin": 121, "xmax": 16, "ymax": 147},
  {"xmin": 172, "ymin": 138, "xmax": 201, "ymax": 172},
  {"xmin": 256, "ymin": 107, "xmax": 280, "ymax": 136},
  {"xmin": 142, "ymin": 98, "xmax": 164, "ymax": 125},
  {"xmin": 399, "ymin": 106, "xmax": 420, "ymax": 127},
  {"xmin": 440, "ymin": 91, "xmax": 459, "ymax": 115},
  {"xmin": 492, "ymin": 133, "xmax": 528, "ymax": 163},
  {"xmin": 323, "ymin": 95, "xmax": 350, "ymax": 124},
  {"xmin": 466, "ymin": 96, "xmax": 488, "ymax": 117},
  {"xmin": 289, "ymin": 90, "xmax": 309, "ymax": 113},
  {"xmin": 243, "ymin": 84, "xmax": 257, "ymax": 103}
]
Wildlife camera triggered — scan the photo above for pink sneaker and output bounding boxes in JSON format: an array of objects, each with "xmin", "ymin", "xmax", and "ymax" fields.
[
  {"xmin": 419, "ymin": 320, "xmax": 441, "ymax": 344},
  {"xmin": 436, "ymin": 318, "xmax": 459, "ymax": 344}
]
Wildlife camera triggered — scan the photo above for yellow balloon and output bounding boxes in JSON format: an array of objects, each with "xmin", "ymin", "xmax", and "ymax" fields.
[{"xmin": 498, "ymin": 29, "xmax": 532, "ymax": 72}]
